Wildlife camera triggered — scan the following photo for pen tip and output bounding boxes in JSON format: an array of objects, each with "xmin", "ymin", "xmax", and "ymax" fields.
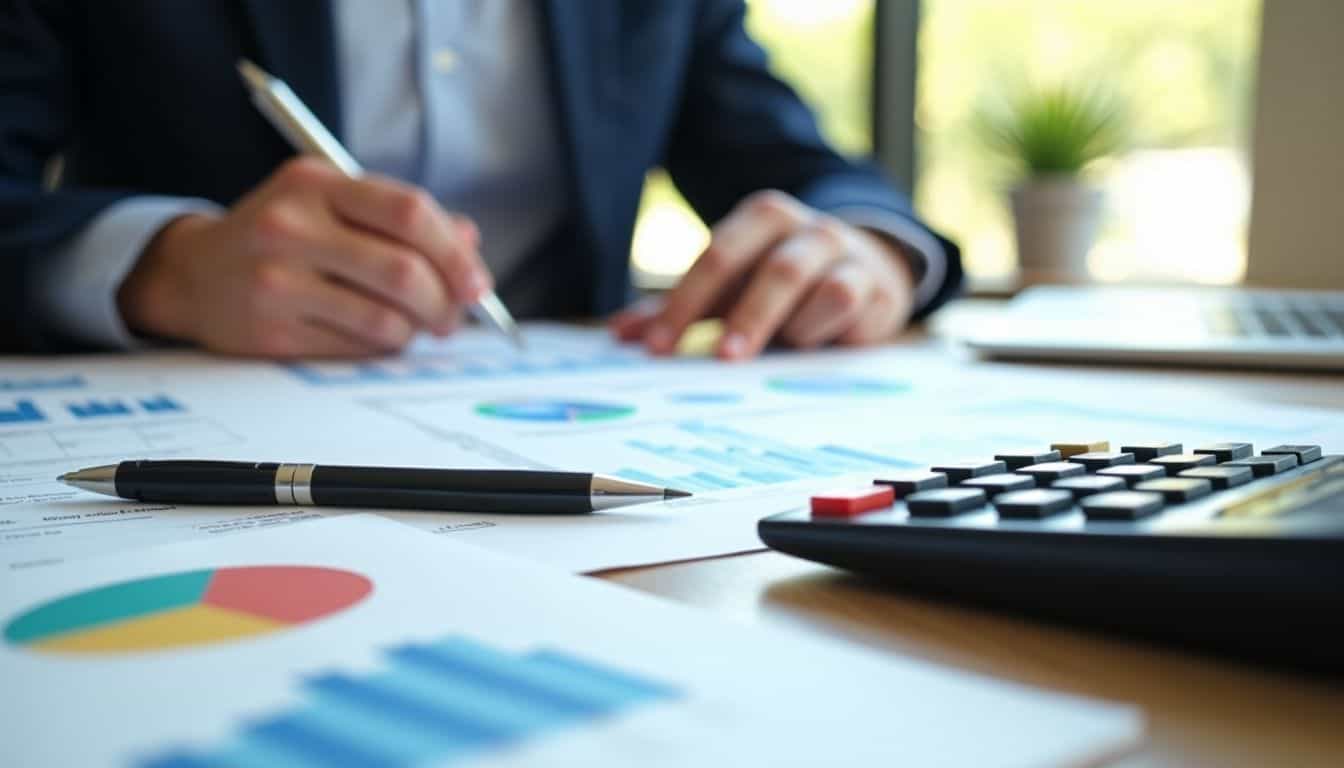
[
  {"xmin": 56, "ymin": 473, "xmax": 68, "ymax": 484},
  {"xmin": 663, "ymin": 488, "xmax": 693, "ymax": 499},
  {"xmin": 236, "ymin": 58, "xmax": 269, "ymax": 89}
]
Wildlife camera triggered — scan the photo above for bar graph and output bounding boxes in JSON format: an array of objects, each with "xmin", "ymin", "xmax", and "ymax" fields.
[
  {"xmin": 0, "ymin": 399, "xmax": 44, "ymax": 424},
  {"xmin": 286, "ymin": 351, "xmax": 639, "ymax": 387},
  {"xmin": 138, "ymin": 636, "xmax": 679, "ymax": 768},
  {"xmin": 65, "ymin": 395, "xmax": 187, "ymax": 420},
  {"xmin": 616, "ymin": 421, "xmax": 918, "ymax": 492}
]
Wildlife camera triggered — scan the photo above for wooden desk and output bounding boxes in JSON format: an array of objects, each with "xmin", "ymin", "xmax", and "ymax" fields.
[{"xmin": 599, "ymin": 302, "xmax": 1344, "ymax": 768}]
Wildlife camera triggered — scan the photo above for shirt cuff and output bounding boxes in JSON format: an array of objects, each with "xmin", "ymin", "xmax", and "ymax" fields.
[
  {"xmin": 827, "ymin": 206, "xmax": 947, "ymax": 314},
  {"xmin": 30, "ymin": 197, "xmax": 224, "ymax": 350}
]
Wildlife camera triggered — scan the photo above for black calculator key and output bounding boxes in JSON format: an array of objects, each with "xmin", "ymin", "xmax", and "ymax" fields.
[
  {"xmin": 1193, "ymin": 442, "xmax": 1253, "ymax": 462},
  {"xmin": 873, "ymin": 471, "xmax": 948, "ymax": 498},
  {"xmin": 1262, "ymin": 444, "xmax": 1323, "ymax": 464},
  {"xmin": 1133, "ymin": 477, "xmax": 1213, "ymax": 503},
  {"xmin": 994, "ymin": 450, "xmax": 1062, "ymax": 470},
  {"xmin": 961, "ymin": 473, "xmax": 1035, "ymax": 495},
  {"xmin": 1119, "ymin": 442, "xmax": 1182, "ymax": 461},
  {"xmin": 1080, "ymin": 491, "xmax": 1165, "ymax": 521},
  {"xmin": 1015, "ymin": 461, "xmax": 1086, "ymax": 483},
  {"xmin": 1178, "ymin": 466, "xmax": 1253, "ymax": 490},
  {"xmin": 929, "ymin": 461, "xmax": 1007, "ymax": 484},
  {"xmin": 993, "ymin": 489, "xmax": 1074, "ymax": 519},
  {"xmin": 1224, "ymin": 453, "xmax": 1298, "ymax": 477},
  {"xmin": 1097, "ymin": 464, "xmax": 1167, "ymax": 487},
  {"xmin": 1148, "ymin": 453, "xmax": 1216, "ymax": 475},
  {"xmin": 1051, "ymin": 475, "xmax": 1127, "ymax": 498},
  {"xmin": 1068, "ymin": 451, "xmax": 1135, "ymax": 471},
  {"xmin": 906, "ymin": 488, "xmax": 988, "ymax": 517}
]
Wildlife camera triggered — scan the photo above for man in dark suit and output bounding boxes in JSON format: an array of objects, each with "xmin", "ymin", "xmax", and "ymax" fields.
[{"xmin": 0, "ymin": 0, "xmax": 961, "ymax": 357}]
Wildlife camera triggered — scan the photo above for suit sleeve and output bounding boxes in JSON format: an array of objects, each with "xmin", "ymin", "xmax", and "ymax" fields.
[
  {"xmin": 662, "ymin": 0, "xmax": 963, "ymax": 318},
  {"xmin": 0, "ymin": 0, "xmax": 140, "ymax": 352}
]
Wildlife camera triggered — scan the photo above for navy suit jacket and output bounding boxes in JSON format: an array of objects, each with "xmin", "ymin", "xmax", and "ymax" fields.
[{"xmin": 0, "ymin": 0, "xmax": 961, "ymax": 352}]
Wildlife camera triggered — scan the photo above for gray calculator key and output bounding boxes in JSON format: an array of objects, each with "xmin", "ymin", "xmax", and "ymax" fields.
[
  {"xmin": 961, "ymin": 473, "xmax": 1035, "ymax": 495},
  {"xmin": 1081, "ymin": 491, "xmax": 1165, "ymax": 521},
  {"xmin": 1096, "ymin": 464, "xmax": 1167, "ymax": 487},
  {"xmin": 1120, "ymin": 442, "xmax": 1182, "ymax": 461},
  {"xmin": 873, "ymin": 471, "xmax": 948, "ymax": 498},
  {"xmin": 1133, "ymin": 477, "xmax": 1213, "ymax": 503},
  {"xmin": 1148, "ymin": 453, "xmax": 1217, "ymax": 475},
  {"xmin": 1068, "ymin": 451, "xmax": 1135, "ymax": 471},
  {"xmin": 1224, "ymin": 453, "xmax": 1298, "ymax": 477},
  {"xmin": 929, "ymin": 461, "xmax": 1008, "ymax": 484},
  {"xmin": 1051, "ymin": 475, "xmax": 1127, "ymax": 498},
  {"xmin": 994, "ymin": 489, "xmax": 1074, "ymax": 519},
  {"xmin": 906, "ymin": 488, "xmax": 989, "ymax": 517},
  {"xmin": 1192, "ymin": 442, "xmax": 1253, "ymax": 462},
  {"xmin": 1179, "ymin": 466, "xmax": 1253, "ymax": 490},
  {"xmin": 1015, "ymin": 461, "xmax": 1086, "ymax": 483},
  {"xmin": 1262, "ymin": 444, "xmax": 1323, "ymax": 464},
  {"xmin": 994, "ymin": 450, "xmax": 1062, "ymax": 470}
]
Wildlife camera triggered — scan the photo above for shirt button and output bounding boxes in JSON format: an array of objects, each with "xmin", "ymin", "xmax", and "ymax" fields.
[{"xmin": 433, "ymin": 47, "xmax": 459, "ymax": 74}]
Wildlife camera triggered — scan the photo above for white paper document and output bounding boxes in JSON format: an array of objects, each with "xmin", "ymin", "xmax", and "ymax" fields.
[
  {"xmin": 0, "ymin": 514, "xmax": 1143, "ymax": 767},
  {"xmin": 3, "ymin": 324, "xmax": 1343, "ymax": 572}
]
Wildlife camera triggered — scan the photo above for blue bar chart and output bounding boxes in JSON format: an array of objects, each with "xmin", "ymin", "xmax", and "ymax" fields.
[
  {"xmin": 138, "ymin": 636, "xmax": 678, "ymax": 768},
  {"xmin": 0, "ymin": 399, "xmax": 44, "ymax": 424},
  {"xmin": 616, "ymin": 421, "xmax": 918, "ymax": 492},
  {"xmin": 286, "ymin": 351, "xmax": 639, "ymax": 387}
]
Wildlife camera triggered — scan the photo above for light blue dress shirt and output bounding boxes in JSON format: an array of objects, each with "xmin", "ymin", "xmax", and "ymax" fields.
[{"xmin": 33, "ymin": 0, "xmax": 942, "ymax": 349}]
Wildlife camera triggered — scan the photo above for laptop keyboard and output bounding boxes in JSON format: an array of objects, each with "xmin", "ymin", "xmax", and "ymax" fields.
[{"xmin": 1206, "ymin": 295, "xmax": 1344, "ymax": 338}]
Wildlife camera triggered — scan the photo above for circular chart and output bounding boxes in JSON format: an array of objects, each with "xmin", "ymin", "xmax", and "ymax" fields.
[
  {"xmin": 475, "ymin": 399, "xmax": 636, "ymax": 423},
  {"xmin": 767, "ymin": 375, "xmax": 910, "ymax": 396},
  {"xmin": 4, "ymin": 566, "xmax": 371, "ymax": 655}
]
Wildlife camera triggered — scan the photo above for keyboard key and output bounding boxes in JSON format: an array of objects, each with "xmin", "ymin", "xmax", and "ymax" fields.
[
  {"xmin": 811, "ymin": 486, "xmax": 895, "ymax": 518},
  {"xmin": 906, "ymin": 488, "xmax": 988, "ymax": 517},
  {"xmin": 1051, "ymin": 441, "xmax": 1109, "ymax": 458},
  {"xmin": 1015, "ymin": 461, "xmax": 1086, "ymax": 483},
  {"xmin": 929, "ymin": 460, "xmax": 1007, "ymax": 484},
  {"xmin": 1133, "ymin": 477, "xmax": 1213, "ymax": 503},
  {"xmin": 873, "ymin": 471, "xmax": 948, "ymax": 498},
  {"xmin": 1193, "ymin": 442, "xmax": 1253, "ymax": 462},
  {"xmin": 1081, "ymin": 491, "xmax": 1165, "ymax": 521},
  {"xmin": 961, "ymin": 473, "xmax": 1035, "ymax": 495},
  {"xmin": 994, "ymin": 449, "xmax": 1062, "ymax": 470},
  {"xmin": 1262, "ymin": 444, "xmax": 1323, "ymax": 464},
  {"xmin": 1148, "ymin": 453, "xmax": 1216, "ymax": 475},
  {"xmin": 1179, "ymin": 466, "xmax": 1253, "ymax": 490},
  {"xmin": 1097, "ymin": 464, "xmax": 1167, "ymax": 487},
  {"xmin": 1120, "ymin": 442, "xmax": 1183, "ymax": 461},
  {"xmin": 1224, "ymin": 453, "xmax": 1299, "ymax": 477},
  {"xmin": 1051, "ymin": 475, "xmax": 1127, "ymax": 498},
  {"xmin": 1068, "ymin": 451, "xmax": 1136, "ymax": 471},
  {"xmin": 994, "ymin": 489, "xmax": 1074, "ymax": 519}
]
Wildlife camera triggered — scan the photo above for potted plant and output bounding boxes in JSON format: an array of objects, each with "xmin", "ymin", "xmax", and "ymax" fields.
[{"xmin": 978, "ymin": 84, "xmax": 1126, "ymax": 281}]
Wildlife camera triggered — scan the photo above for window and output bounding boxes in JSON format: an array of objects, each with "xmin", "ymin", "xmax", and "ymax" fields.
[
  {"xmin": 630, "ymin": 0, "xmax": 876, "ymax": 288},
  {"xmin": 916, "ymin": 0, "xmax": 1262, "ymax": 285}
]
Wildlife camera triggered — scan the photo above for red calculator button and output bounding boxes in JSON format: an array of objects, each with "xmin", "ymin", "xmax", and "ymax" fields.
[{"xmin": 811, "ymin": 486, "xmax": 895, "ymax": 518}]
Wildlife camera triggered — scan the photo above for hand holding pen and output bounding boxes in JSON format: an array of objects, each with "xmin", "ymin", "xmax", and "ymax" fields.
[{"xmin": 117, "ymin": 61, "xmax": 523, "ymax": 358}]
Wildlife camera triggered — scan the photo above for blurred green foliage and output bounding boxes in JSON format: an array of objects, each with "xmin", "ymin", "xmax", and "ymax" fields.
[{"xmin": 976, "ymin": 83, "xmax": 1127, "ymax": 177}]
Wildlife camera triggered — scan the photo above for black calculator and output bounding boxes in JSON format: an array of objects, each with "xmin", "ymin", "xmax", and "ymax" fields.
[{"xmin": 758, "ymin": 442, "xmax": 1344, "ymax": 672}]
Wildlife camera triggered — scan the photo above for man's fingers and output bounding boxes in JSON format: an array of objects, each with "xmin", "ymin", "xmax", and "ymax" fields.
[
  {"xmin": 308, "ymin": 228, "xmax": 459, "ymax": 334},
  {"xmin": 288, "ymin": 320, "xmax": 390, "ymax": 359},
  {"xmin": 293, "ymin": 274, "xmax": 418, "ymax": 351},
  {"xmin": 718, "ymin": 224, "xmax": 843, "ymax": 360},
  {"xmin": 780, "ymin": 261, "xmax": 876, "ymax": 349},
  {"xmin": 608, "ymin": 297, "xmax": 663, "ymax": 342},
  {"xmin": 326, "ymin": 175, "xmax": 492, "ymax": 305},
  {"xmin": 646, "ymin": 190, "xmax": 808, "ymax": 354}
]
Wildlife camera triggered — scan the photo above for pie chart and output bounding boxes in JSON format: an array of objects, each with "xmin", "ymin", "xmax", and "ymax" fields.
[
  {"xmin": 4, "ymin": 565, "xmax": 371, "ymax": 655},
  {"xmin": 475, "ymin": 399, "xmax": 636, "ymax": 422}
]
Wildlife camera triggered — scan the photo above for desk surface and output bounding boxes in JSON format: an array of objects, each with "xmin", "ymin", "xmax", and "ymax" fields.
[{"xmin": 600, "ymin": 302, "xmax": 1344, "ymax": 768}]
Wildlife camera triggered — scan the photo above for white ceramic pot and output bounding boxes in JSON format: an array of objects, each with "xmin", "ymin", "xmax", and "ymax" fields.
[{"xmin": 1009, "ymin": 176, "xmax": 1103, "ymax": 282}]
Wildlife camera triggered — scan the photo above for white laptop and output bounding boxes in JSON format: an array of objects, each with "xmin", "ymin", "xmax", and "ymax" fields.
[{"xmin": 964, "ymin": 285, "xmax": 1344, "ymax": 370}]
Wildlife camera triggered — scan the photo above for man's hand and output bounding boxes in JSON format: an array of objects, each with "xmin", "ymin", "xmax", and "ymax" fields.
[
  {"xmin": 610, "ymin": 190, "xmax": 917, "ymax": 359},
  {"xmin": 117, "ymin": 157, "xmax": 492, "ymax": 357}
]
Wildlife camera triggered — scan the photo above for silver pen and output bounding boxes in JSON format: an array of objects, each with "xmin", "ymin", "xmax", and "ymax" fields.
[{"xmin": 236, "ymin": 58, "xmax": 526, "ymax": 349}]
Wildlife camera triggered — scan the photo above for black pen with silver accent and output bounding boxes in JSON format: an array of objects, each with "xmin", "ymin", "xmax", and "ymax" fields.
[{"xmin": 59, "ymin": 461, "xmax": 691, "ymax": 514}]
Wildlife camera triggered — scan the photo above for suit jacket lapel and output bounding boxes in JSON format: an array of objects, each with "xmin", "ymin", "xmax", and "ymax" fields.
[{"xmin": 238, "ymin": 0, "xmax": 343, "ymax": 139}]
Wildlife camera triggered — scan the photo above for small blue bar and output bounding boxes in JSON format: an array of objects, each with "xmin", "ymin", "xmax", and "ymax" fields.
[
  {"xmin": 0, "ymin": 399, "xmax": 44, "ymax": 424},
  {"xmin": 525, "ymin": 650, "xmax": 679, "ymax": 700}
]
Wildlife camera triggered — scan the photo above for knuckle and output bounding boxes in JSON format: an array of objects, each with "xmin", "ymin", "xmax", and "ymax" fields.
[
  {"xmin": 391, "ymin": 188, "xmax": 436, "ymax": 233},
  {"xmin": 822, "ymin": 278, "xmax": 861, "ymax": 313},
  {"xmin": 363, "ymin": 308, "xmax": 411, "ymax": 345},
  {"xmin": 380, "ymin": 250, "xmax": 422, "ymax": 294},
  {"xmin": 276, "ymin": 156, "xmax": 331, "ymax": 187},
  {"xmin": 249, "ymin": 263, "xmax": 289, "ymax": 301},
  {"xmin": 748, "ymin": 189, "xmax": 802, "ymax": 223},
  {"xmin": 807, "ymin": 218, "xmax": 847, "ymax": 251},
  {"xmin": 763, "ymin": 252, "xmax": 807, "ymax": 284},
  {"xmin": 251, "ymin": 204, "xmax": 303, "ymax": 253}
]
